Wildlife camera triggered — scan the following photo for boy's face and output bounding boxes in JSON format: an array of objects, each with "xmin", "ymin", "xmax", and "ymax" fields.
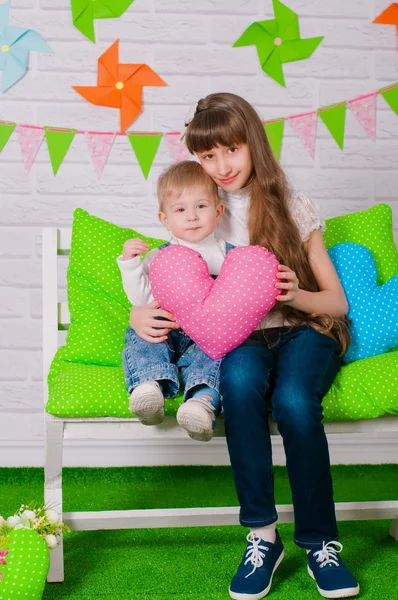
[{"xmin": 158, "ymin": 185, "xmax": 224, "ymax": 242}]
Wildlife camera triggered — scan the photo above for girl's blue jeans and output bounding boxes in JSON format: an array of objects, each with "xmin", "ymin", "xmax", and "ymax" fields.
[
  {"xmin": 122, "ymin": 326, "xmax": 222, "ymax": 408},
  {"xmin": 220, "ymin": 324, "xmax": 341, "ymax": 550}
]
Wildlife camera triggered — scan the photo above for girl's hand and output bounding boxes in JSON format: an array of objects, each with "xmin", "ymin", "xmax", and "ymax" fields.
[
  {"xmin": 129, "ymin": 300, "xmax": 179, "ymax": 343},
  {"xmin": 122, "ymin": 238, "xmax": 150, "ymax": 261},
  {"xmin": 275, "ymin": 264, "xmax": 299, "ymax": 304}
]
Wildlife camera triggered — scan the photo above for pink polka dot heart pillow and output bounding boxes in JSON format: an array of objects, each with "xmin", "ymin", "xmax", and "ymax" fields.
[{"xmin": 149, "ymin": 245, "xmax": 280, "ymax": 360}]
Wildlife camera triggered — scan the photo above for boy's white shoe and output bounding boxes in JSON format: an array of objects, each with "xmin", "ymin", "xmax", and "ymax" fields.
[
  {"xmin": 129, "ymin": 381, "xmax": 164, "ymax": 425},
  {"xmin": 176, "ymin": 396, "xmax": 216, "ymax": 442}
]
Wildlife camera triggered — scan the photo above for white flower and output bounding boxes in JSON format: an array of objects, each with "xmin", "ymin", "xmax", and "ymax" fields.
[
  {"xmin": 14, "ymin": 515, "xmax": 31, "ymax": 530},
  {"xmin": 20, "ymin": 516, "xmax": 32, "ymax": 529},
  {"xmin": 0, "ymin": 516, "xmax": 4, "ymax": 526},
  {"xmin": 45, "ymin": 510, "xmax": 59, "ymax": 525},
  {"xmin": 21, "ymin": 510, "xmax": 36, "ymax": 521},
  {"xmin": 45, "ymin": 534, "xmax": 57, "ymax": 550},
  {"xmin": 7, "ymin": 516, "xmax": 21, "ymax": 529}
]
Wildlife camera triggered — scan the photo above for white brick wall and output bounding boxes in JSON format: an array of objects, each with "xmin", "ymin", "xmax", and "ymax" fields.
[{"xmin": 0, "ymin": 0, "xmax": 397, "ymax": 466}]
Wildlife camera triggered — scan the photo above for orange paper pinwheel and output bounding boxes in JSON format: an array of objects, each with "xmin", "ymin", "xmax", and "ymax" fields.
[
  {"xmin": 373, "ymin": 3, "xmax": 398, "ymax": 34},
  {"xmin": 72, "ymin": 40, "xmax": 167, "ymax": 132}
]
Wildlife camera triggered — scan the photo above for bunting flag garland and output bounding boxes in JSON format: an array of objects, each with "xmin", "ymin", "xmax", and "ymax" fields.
[
  {"xmin": 44, "ymin": 127, "xmax": 76, "ymax": 175},
  {"xmin": 164, "ymin": 132, "xmax": 190, "ymax": 162},
  {"xmin": 288, "ymin": 111, "xmax": 317, "ymax": 159},
  {"xmin": 263, "ymin": 119, "xmax": 285, "ymax": 160},
  {"xmin": 348, "ymin": 93, "xmax": 377, "ymax": 141},
  {"xmin": 17, "ymin": 125, "xmax": 45, "ymax": 172},
  {"xmin": 0, "ymin": 120, "xmax": 15, "ymax": 152},
  {"xmin": 318, "ymin": 102, "xmax": 347, "ymax": 150},
  {"xmin": 86, "ymin": 132, "xmax": 116, "ymax": 178},
  {"xmin": 0, "ymin": 82, "xmax": 397, "ymax": 175},
  {"xmin": 127, "ymin": 133, "xmax": 163, "ymax": 179},
  {"xmin": 380, "ymin": 83, "xmax": 398, "ymax": 114}
]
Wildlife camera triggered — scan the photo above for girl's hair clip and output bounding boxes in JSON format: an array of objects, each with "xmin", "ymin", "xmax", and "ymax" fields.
[{"xmin": 180, "ymin": 101, "xmax": 199, "ymax": 142}]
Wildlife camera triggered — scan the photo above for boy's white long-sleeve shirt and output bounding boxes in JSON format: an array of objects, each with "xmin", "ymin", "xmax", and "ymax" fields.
[
  {"xmin": 117, "ymin": 233, "xmax": 227, "ymax": 306},
  {"xmin": 117, "ymin": 187, "xmax": 324, "ymax": 326}
]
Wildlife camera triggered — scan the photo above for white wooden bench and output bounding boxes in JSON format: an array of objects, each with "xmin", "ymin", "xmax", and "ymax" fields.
[{"xmin": 42, "ymin": 227, "xmax": 398, "ymax": 583}]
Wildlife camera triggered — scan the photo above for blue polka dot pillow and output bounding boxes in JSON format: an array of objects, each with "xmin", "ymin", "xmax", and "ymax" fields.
[{"xmin": 328, "ymin": 242, "xmax": 398, "ymax": 363}]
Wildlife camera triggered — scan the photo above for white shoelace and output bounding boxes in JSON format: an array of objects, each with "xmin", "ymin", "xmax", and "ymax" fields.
[
  {"xmin": 244, "ymin": 533, "xmax": 270, "ymax": 578},
  {"xmin": 313, "ymin": 541, "xmax": 344, "ymax": 569}
]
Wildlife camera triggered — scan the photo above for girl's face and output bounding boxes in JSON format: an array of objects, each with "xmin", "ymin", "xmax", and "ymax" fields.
[{"xmin": 197, "ymin": 143, "xmax": 253, "ymax": 192}]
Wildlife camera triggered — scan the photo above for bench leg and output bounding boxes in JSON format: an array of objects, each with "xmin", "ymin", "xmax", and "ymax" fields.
[
  {"xmin": 389, "ymin": 519, "xmax": 398, "ymax": 541},
  {"xmin": 45, "ymin": 419, "xmax": 65, "ymax": 582}
]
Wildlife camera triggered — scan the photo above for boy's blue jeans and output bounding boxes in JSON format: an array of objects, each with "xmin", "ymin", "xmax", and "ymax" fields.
[
  {"xmin": 220, "ymin": 325, "xmax": 341, "ymax": 550},
  {"xmin": 122, "ymin": 326, "xmax": 222, "ymax": 409}
]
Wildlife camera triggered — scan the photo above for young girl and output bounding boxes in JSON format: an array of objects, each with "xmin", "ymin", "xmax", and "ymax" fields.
[{"xmin": 129, "ymin": 93, "xmax": 359, "ymax": 600}]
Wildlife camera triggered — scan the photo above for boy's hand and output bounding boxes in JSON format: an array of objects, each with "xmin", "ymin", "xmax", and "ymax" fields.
[
  {"xmin": 130, "ymin": 301, "xmax": 179, "ymax": 343},
  {"xmin": 122, "ymin": 239, "xmax": 150, "ymax": 261}
]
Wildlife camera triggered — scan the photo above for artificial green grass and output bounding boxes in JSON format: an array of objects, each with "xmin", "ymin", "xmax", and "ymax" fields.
[
  {"xmin": 0, "ymin": 466, "xmax": 397, "ymax": 599},
  {"xmin": 2, "ymin": 465, "xmax": 398, "ymax": 514}
]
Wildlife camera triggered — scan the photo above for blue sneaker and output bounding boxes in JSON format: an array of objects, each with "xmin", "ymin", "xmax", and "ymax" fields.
[
  {"xmin": 229, "ymin": 531, "xmax": 284, "ymax": 600},
  {"xmin": 307, "ymin": 541, "xmax": 360, "ymax": 598}
]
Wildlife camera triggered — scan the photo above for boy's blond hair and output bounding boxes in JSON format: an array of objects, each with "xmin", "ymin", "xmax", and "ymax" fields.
[{"xmin": 157, "ymin": 160, "xmax": 219, "ymax": 211}]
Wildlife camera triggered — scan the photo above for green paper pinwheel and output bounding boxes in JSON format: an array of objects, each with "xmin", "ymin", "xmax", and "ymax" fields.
[
  {"xmin": 233, "ymin": 0, "xmax": 324, "ymax": 87},
  {"xmin": 71, "ymin": 0, "xmax": 135, "ymax": 43}
]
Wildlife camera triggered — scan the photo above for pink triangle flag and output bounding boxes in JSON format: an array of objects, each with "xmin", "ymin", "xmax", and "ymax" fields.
[
  {"xmin": 17, "ymin": 125, "xmax": 45, "ymax": 172},
  {"xmin": 86, "ymin": 132, "xmax": 116, "ymax": 178},
  {"xmin": 348, "ymin": 93, "xmax": 377, "ymax": 141},
  {"xmin": 164, "ymin": 132, "xmax": 190, "ymax": 162},
  {"xmin": 288, "ymin": 111, "xmax": 317, "ymax": 159}
]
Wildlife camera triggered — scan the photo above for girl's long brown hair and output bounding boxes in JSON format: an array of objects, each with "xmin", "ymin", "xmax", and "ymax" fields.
[{"xmin": 185, "ymin": 92, "xmax": 350, "ymax": 355}]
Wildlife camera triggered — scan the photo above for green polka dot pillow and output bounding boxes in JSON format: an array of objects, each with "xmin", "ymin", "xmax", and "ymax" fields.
[
  {"xmin": 46, "ymin": 204, "xmax": 398, "ymax": 421},
  {"xmin": 48, "ymin": 356, "xmax": 183, "ymax": 419},
  {"xmin": 323, "ymin": 203, "xmax": 398, "ymax": 284},
  {"xmin": 47, "ymin": 347, "xmax": 398, "ymax": 421},
  {"xmin": 323, "ymin": 348, "xmax": 398, "ymax": 420},
  {"xmin": 54, "ymin": 208, "xmax": 167, "ymax": 368},
  {"xmin": 0, "ymin": 530, "xmax": 50, "ymax": 600}
]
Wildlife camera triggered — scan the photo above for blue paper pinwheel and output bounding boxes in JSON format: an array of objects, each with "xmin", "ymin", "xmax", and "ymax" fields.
[{"xmin": 0, "ymin": 0, "xmax": 53, "ymax": 92}]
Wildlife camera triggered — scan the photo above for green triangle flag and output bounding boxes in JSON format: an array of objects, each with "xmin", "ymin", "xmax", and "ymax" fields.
[
  {"xmin": 44, "ymin": 127, "xmax": 76, "ymax": 175},
  {"xmin": 380, "ymin": 84, "xmax": 398, "ymax": 115},
  {"xmin": 318, "ymin": 102, "xmax": 346, "ymax": 150},
  {"xmin": 128, "ymin": 133, "xmax": 163, "ymax": 179},
  {"xmin": 0, "ymin": 121, "xmax": 16, "ymax": 152},
  {"xmin": 264, "ymin": 119, "xmax": 284, "ymax": 160}
]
